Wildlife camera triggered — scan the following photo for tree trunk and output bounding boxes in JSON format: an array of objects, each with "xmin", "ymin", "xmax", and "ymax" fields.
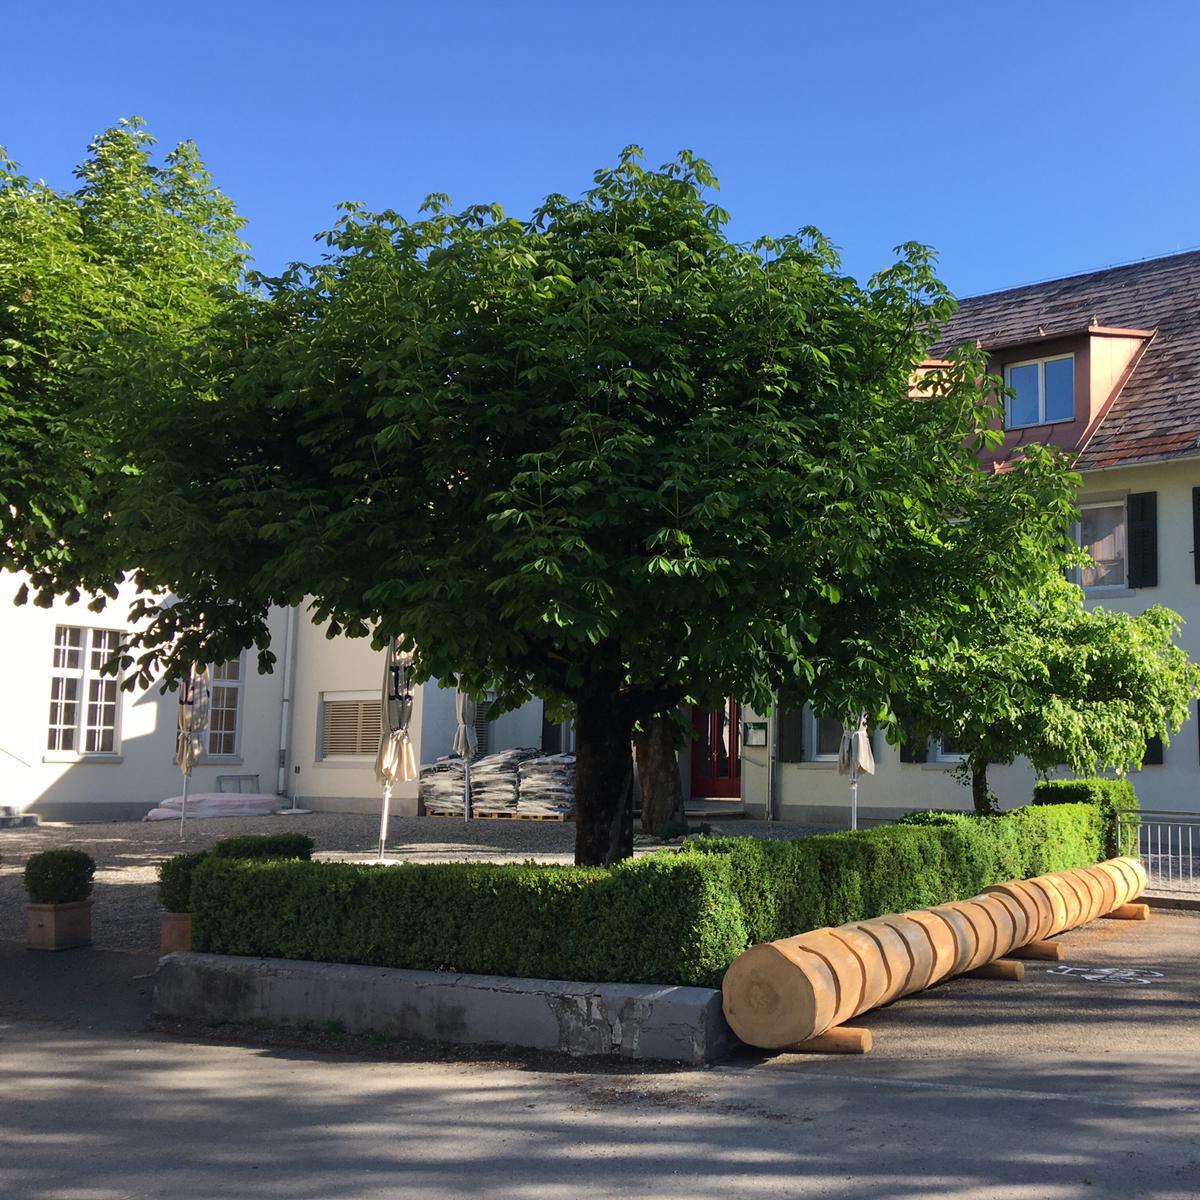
[
  {"xmin": 970, "ymin": 759, "xmax": 995, "ymax": 815},
  {"xmin": 634, "ymin": 713, "xmax": 685, "ymax": 837},
  {"xmin": 573, "ymin": 684, "xmax": 636, "ymax": 866}
]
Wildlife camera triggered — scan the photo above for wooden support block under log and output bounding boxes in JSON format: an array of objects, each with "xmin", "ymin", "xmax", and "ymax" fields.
[
  {"xmin": 1007, "ymin": 939, "xmax": 1066, "ymax": 962},
  {"xmin": 1102, "ymin": 902, "xmax": 1150, "ymax": 921},
  {"xmin": 787, "ymin": 1025, "xmax": 873, "ymax": 1055},
  {"xmin": 964, "ymin": 958, "xmax": 1026, "ymax": 981}
]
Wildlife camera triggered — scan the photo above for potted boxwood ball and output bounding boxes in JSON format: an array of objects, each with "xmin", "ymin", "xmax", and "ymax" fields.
[
  {"xmin": 25, "ymin": 848, "xmax": 96, "ymax": 950},
  {"xmin": 156, "ymin": 851, "xmax": 209, "ymax": 954}
]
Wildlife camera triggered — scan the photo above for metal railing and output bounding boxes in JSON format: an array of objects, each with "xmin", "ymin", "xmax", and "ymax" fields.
[{"xmin": 1119, "ymin": 811, "xmax": 1200, "ymax": 894}]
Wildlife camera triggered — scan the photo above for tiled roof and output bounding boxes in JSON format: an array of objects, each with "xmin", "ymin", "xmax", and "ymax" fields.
[{"xmin": 929, "ymin": 250, "xmax": 1200, "ymax": 471}]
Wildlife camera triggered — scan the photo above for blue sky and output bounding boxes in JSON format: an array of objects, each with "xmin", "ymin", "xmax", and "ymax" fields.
[{"xmin": 5, "ymin": 1, "xmax": 1199, "ymax": 297}]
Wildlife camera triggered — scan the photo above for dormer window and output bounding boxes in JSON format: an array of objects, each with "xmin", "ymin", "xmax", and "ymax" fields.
[{"xmin": 1004, "ymin": 354, "xmax": 1074, "ymax": 428}]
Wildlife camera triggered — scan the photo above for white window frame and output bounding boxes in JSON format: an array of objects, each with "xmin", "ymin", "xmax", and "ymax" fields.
[
  {"xmin": 206, "ymin": 656, "xmax": 245, "ymax": 760},
  {"xmin": 46, "ymin": 625, "xmax": 123, "ymax": 759},
  {"xmin": 808, "ymin": 708, "xmax": 842, "ymax": 762},
  {"xmin": 933, "ymin": 736, "xmax": 965, "ymax": 764},
  {"xmin": 1074, "ymin": 499, "xmax": 1128, "ymax": 591},
  {"xmin": 1004, "ymin": 353, "xmax": 1075, "ymax": 429},
  {"xmin": 318, "ymin": 690, "xmax": 381, "ymax": 762}
]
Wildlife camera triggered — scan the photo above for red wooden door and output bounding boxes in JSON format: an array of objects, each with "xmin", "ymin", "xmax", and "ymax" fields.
[{"xmin": 690, "ymin": 698, "xmax": 741, "ymax": 798}]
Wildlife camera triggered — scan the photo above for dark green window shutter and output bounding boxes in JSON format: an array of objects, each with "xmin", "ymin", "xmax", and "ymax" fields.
[
  {"xmin": 899, "ymin": 720, "xmax": 927, "ymax": 764},
  {"xmin": 1127, "ymin": 492, "xmax": 1157, "ymax": 588},
  {"xmin": 1193, "ymin": 488, "xmax": 1200, "ymax": 584},
  {"xmin": 777, "ymin": 708, "xmax": 804, "ymax": 763},
  {"xmin": 1144, "ymin": 735, "xmax": 1164, "ymax": 766}
]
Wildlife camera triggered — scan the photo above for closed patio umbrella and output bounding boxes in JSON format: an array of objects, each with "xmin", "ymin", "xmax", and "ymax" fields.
[
  {"xmin": 374, "ymin": 640, "xmax": 417, "ymax": 859},
  {"xmin": 838, "ymin": 714, "xmax": 875, "ymax": 832},
  {"xmin": 175, "ymin": 665, "xmax": 211, "ymax": 841},
  {"xmin": 452, "ymin": 679, "xmax": 478, "ymax": 824}
]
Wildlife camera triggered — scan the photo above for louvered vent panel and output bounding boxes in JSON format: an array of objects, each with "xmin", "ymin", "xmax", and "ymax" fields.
[
  {"xmin": 323, "ymin": 699, "xmax": 382, "ymax": 756},
  {"xmin": 474, "ymin": 692, "xmax": 494, "ymax": 756}
]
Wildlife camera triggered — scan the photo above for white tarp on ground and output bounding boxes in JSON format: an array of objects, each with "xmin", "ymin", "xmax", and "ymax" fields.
[{"xmin": 144, "ymin": 793, "xmax": 281, "ymax": 821}]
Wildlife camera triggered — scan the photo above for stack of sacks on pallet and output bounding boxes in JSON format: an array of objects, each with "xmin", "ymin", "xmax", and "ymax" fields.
[
  {"xmin": 518, "ymin": 753, "xmax": 576, "ymax": 817},
  {"xmin": 469, "ymin": 748, "xmax": 539, "ymax": 815},
  {"xmin": 418, "ymin": 758, "xmax": 467, "ymax": 815},
  {"xmin": 722, "ymin": 857, "xmax": 1148, "ymax": 1049}
]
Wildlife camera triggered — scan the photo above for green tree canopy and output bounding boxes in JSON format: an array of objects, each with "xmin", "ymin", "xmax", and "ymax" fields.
[
  {"xmin": 895, "ymin": 571, "xmax": 1200, "ymax": 812},
  {"xmin": 0, "ymin": 118, "xmax": 247, "ymax": 612},
  {"xmin": 2, "ymin": 135, "xmax": 1080, "ymax": 863}
]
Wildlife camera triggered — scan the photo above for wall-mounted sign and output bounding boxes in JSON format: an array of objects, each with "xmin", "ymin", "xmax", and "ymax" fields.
[{"xmin": 743, "ymin": 721, "xmax": 768, "ymax": 747}]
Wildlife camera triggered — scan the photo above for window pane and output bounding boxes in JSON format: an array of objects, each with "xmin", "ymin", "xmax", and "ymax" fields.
[
  {"xmin": 211, "ymin": 660, "xmax": 241, "ymax": 681},
  {"xmin": 47, "ymin": 677, "xmax": 79, "ymax": 751},
  {"xmin": 84, "ymin": 678, "xmax": 118, "ymax": 753},
  {"xmin": 207, "ymin": 684, "xmax": 240, "ymax": 756},
  {"xmin": 54, "ymin": 626, "xmax": 83, "ymax": 671},
  {"xmin": 940, "ymin": 735, "xmax": 960, "ymax": 757},
  {"xmin": 816, "ymin": 716, "xmax": 842, "ymax": 758},
  {"xmin": 1080, "ymin": 504, "xmax": 1126, "ymax": 588},
  {"xmin": 89, "ymin": 629, "xmax": 121, "ymax": 673},
  {"xmin": 1006, "ymin": 363, "xmax": 1040, "ymax": 427},
  {"xmin": 1043, "ymin": 357, "xmax": 1074, "ymax": 422}
]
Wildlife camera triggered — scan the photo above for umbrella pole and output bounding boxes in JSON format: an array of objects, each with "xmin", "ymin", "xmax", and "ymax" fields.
[
  {"xmin": 850, "ymin": 764, "xmax": 858, "ymax": 832},
  {"xmin": 378, "ymin": 782, "xmax": 392, "ymax": 860},
  {"xmin": 179, "ymin": 770, "xmax": 190, "ymax": 842},
  {"xmin": 464, "ymin": 759, "xmax": 472, "ymax": 824}
]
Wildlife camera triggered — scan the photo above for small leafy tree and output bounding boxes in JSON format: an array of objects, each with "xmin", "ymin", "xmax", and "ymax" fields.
[
  {"xmin": 897, "ymin": 572, "xmax": 1200, "ymax": 812},
  {"xmin": 0, "ymin": 119, "xmax": 247, "ymax": 609},
  {"xmin": 2, "ymin": 136, "xmax": 1080, "ymax": 864}
]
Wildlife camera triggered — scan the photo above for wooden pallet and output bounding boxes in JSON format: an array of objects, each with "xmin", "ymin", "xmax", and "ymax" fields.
[{"xmin": 426, "ymin": 810, "xmax": 573, "ymax": 822}]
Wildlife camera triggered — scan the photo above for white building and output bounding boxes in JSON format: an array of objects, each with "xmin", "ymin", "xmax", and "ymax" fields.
[{"xmin": 4, "ymin": 251, "xmax": 1199, "ymax": 823}]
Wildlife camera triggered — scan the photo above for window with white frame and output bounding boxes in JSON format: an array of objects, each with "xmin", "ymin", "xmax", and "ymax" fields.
[
  {"xmin": 1076, "ymin": 501, "xmax": 1126, "ymax": 589},
  {"xmin": 810, "ymin": 711, "xmax": 842, "ymax": 761},
  {"xmin": 320, "ymin": 692, "xmax": 382, "ymax": 758},
  {"xmin": 934, "ymin": 735, "xmax": 964, "ymax": 763},
  {"xmin": 777, "ymin": 706, "xmax": 842, "ymax": 763},
  {"xmin": 207, "ymin": 659, "xmax": 243, "ymax": 758},
  {"xmin": 47, "ymin": 626, "xmax": 122, "ymax": 755},
  {"xmin": 1004, "ymin": 354, "xmax": 1074, "ymax": 428}
]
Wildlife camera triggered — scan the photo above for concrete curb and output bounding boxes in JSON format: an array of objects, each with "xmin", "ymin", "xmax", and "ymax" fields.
[
  {"xmin": 153, "ymin": 952, "xmax": 733, "ymax": 1065},
  {"xmin": 1145, "ymin": 893, "xmax": 1200, "ymax": 912}
]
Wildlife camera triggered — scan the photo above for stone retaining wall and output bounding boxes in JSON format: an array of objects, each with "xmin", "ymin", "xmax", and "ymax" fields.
[{"xmin": 153, "ymin": 952, "xmax": 733, "ymax": 1065}]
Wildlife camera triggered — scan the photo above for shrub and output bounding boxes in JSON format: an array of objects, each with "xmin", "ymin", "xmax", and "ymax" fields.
[
  {"xmin": 157, "ymin": 852, "xmax": 210, "ymax": 913},
  {"xmin": 209, "ymin": 832, "xmax": 314, "ymax": 861},
  {"xmin": 192, "ymin": 803, "xmax": 1106, "ymax": 986},
  {"xmin": 192, "ymin": 850, "xmax": 747, "ymax": 988},
  {"xmin": 24, "ymin": 849, "xmax": 96, "ymax": 905},
  {"xmin": 1033, "ymin": 778, "xmax": 1139, "ymax": 857},
  {"xmin": 157, "ymin": 833, "xmax": 315, "ymax": 913}
]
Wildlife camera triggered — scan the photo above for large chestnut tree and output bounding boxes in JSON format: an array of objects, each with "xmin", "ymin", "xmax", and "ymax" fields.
[{"xmin": 2, "ymin": 134, "xmax": 1080, "ymax": 864}]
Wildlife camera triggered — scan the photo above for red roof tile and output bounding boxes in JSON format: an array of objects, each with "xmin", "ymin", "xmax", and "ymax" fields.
[{"xmin": 929, "ymin": 250, "xmax": 1200, "ymax": 471}]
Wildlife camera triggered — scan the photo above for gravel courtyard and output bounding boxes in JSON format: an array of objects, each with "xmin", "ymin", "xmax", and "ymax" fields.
[{"xmin": 0, "ymin": 812, "xmax": 810, "ymax": 954}]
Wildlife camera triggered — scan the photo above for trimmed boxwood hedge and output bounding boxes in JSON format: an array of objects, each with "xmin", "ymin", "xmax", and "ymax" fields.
[
  {"xmin": 1032, "ymin": 778, "xmax": 1139, "ymax": 857},
  {"xmin": 191, "ymin": 802, "xmax": 1107, "ymax": 988},
  {"xmin": 157, "ymin": 832, "xmax": 315, "ymax": 914}
]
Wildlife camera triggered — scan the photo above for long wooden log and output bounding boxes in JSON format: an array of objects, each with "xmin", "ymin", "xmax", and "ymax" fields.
[{"xmin": 722, "ymin": 856, "xmax": 1149, "ymax": 1049}]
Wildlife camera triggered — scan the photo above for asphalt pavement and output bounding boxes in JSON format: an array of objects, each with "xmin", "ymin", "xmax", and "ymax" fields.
[{"xmin": 1, "ymin": 910, "xmax": 1198, "ymax": 1199}]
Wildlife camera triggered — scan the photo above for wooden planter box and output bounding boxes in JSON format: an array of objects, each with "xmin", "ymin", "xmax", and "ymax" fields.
[
  {"xmin": 27, "ymin": 900, "xmax": 92, "ymax": 951},
  {"xmin": 160, "ymin": 912, "xmax": 192, "ymax": 955}
]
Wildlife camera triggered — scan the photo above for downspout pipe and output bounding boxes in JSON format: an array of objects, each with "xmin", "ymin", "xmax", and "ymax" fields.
[
  {"xmin": 276, "ymin": 604, "xmax": 298, "ymax": 797},
  {"xmin": 766, "ymin": 698, "xmax": 777, "ymax": 822}
]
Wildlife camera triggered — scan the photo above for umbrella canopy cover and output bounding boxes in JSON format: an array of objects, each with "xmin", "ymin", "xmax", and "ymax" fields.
[
  {"xmin": 838, "ymin": 717, "xmax": 876, "ymax": 777},
  {"xmin": 375, "ymin": 643, "xmax": 417, "ymax": 786},
  {"xmin": 452, "ymin": 682, "xmax": 478, "ymax": 760},
  {"xmin": 175, "ymin": 666, "xmax": 212, "ymax": 776}
]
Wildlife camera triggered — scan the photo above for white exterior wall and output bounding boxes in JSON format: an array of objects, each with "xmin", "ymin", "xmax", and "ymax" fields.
[
  {"xmin": 742, "ymin": 457, "xmax": 1200, "ymax": 823},
  {"xmin": 0, "ymin": 571, "xmax": 289, "ymax": 820},
  {"xmin": 287, "ymin": 619, "xmax": 424, "ymax": 815}
]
